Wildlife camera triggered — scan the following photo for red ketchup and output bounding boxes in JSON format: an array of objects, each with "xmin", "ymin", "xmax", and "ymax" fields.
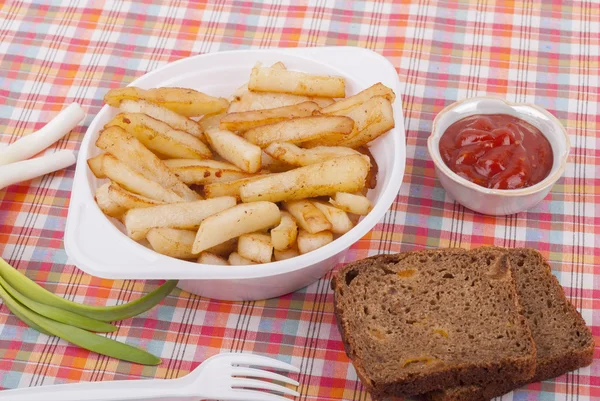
[{"xmin": 439, "ymin": 114, "xmax": 553, "ymax": 189}]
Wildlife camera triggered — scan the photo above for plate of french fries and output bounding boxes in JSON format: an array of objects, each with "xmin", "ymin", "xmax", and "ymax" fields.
[{"xmin": 65, "ymin": 47, "xmax": 406, "ymax": 300}]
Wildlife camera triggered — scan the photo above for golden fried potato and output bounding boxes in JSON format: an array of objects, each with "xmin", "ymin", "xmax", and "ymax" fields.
[
  {"xmin": 105, "ymin": 181, "xmax": 165, "ymax": 211},
  {"xmin": 163, "ymin": 159, "xmax": 254, "ymax": 185},
  {"xmin": 283, "ymin": 200, "xmax": 332, "ymax": 234},
  {"xmin": 297, "ymin": 230, "xmax": 333, "ymax": 254},
  {"xmin": 270, "ymin": 211, "xmax": 298, "ymax": 251},
  {"xmin": 219, "ymin": 101, "xmax": 319, "ymax": 132},
  {"xmin": 243, "ymin": 116, "xmax": 353, "ymax": 148},
  {"xmin": 87, "ymin": 154, "xmax": 106, "ymax": 178},
  {"xmin": 204, "ymin": 129, "xmax": 262, "ymax": 173},
  {"xmin": 263, "ymin": 142, "xmax": 360, "ymax": 167},
  {"xmin": 104, "ymin": 87, "xmax": 229, "ymax": 117},
  {"xmin": 123, "ymin": 196, "xmax": 236, "ymax": 241},
  {"xmin": 146, "ymin": 228, "xmax": 197, "ymax": 259},
  {"xmin": 95, "ymin": 183, "xmax": 126, "ymax": 218},
  {"xmin": 228, "ymin": 252, "xmax": 257, "ymax": 265},
  {"xmin": 192, "ymin": 201, "xmax": 281, "ymax": 254},
  {"xmin": 249, "ymin": 64, "xmax": 345, "ymax": 98},
  {"xmin": 273, "ymin": 246, "xmax": 300, "ymax": 261},
  {"xmin": 320, "ymin": 83, "xmax": 395, "ymax": 115},
  {"xmin": 106, "ymin": 113, "xmax": 212, "ymax": 159},
  {"xmin": 205, "ymin": 238, "xmax": 238, "ymax": 257},
  {"xmin": 228, "ymin": 86, "xmax": 334, "ymax": 113},
  {"xmin": 320, "ymin": 96, "xmax": 394, "ymax": 149},
  {"xmin": 239, "ymin": 154, "xmax": 370, "ymax": 203},
  {"xmin": 330, "ymin": 192, "xmax": 373, "ymax": 215},
  {"xmin": 96, "ymin": 126, "xmax": 200, "ymax": 200},
  {"xmin": 198, "ymin": 112, "xmax": 226, "ymax": 133},
  {"xmin": 312, "ymin": 201, "xmax": 354, "ymax": 234},
  {"xmin": 261, "ymin": 151, "xmax": 294, "ymax": 172},
  {"xmin": 237, "ymin": 233, "xmax": 273, "ymax": 263},
  {"xmin": 197, "ymin": 252, "xmax": 229, "ymax": 265},
  {"xmin": 119, "ymin": 99, "xmax": 204, "ymax": 138},
  {"xmin": 203, "ymin": 174, "xmax": 271, "ymax": 200},
  {"xmin": 88, "ymin": 154, "xmax": 184, "ymax": 203}
]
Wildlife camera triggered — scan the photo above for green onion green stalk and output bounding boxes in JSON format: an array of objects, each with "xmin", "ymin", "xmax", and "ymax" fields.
[{"xmin": 0, "ymin": 257, "xmax": 178, "ymax": 365}]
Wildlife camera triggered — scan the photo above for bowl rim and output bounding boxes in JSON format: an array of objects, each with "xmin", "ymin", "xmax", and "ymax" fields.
[
  {"xmin": 65, "ymin": 47, "xmax": 407, "ymax": 280},
  {"xmin": 427, "ymin": 96, "xmax": 571, "ymax": 197}
]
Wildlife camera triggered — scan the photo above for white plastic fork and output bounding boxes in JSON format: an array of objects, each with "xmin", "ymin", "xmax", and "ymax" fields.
[{"xmin": 0, "ymin": 353, "xmax": 300, "ymax": 401}]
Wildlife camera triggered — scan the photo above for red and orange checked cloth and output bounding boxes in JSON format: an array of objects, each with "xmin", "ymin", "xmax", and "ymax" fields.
[{"xmin": 0, "ymin": 1, "xmax": 597, "ymax": 400}]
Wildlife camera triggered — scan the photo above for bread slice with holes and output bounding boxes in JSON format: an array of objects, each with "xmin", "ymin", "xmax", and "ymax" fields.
[
  {"xmin": 331, "ymin": 247, "xmax": 536, "ymax": 399},
  {"xmin": 423, "ymin": 248, "xmax": 595, "ymax": 401}
]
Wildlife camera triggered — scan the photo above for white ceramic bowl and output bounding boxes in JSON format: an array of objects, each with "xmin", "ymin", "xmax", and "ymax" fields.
[
  {"xmin": 427, "ymin": 97, "xmax": 570, "ymax": 216},
  {"xmin": 64, "ymin": 47, "xmax": 406, "ymax": 301}
]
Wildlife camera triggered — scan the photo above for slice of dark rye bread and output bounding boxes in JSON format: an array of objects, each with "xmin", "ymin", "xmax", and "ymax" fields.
[
  {"xmin": 423, "ymin": 248, "xmax": 595, "ymax": 401},
  {"xmin": 331, "ymin": 247, "xmax": 536, "ymax": 399}
]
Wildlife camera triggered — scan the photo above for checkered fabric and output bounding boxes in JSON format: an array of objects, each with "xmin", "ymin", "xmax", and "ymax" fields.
[{"xmin": 0, "ymin": 1, "xmax": 598, "ymax": 400}]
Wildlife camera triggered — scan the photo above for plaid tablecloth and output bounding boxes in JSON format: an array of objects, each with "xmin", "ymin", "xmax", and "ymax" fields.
[{"xmin": 0, "ymin": 1, "xmax": 598, "ymax": 400}]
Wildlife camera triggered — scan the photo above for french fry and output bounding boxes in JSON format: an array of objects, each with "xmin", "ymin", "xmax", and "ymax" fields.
[
  {"xmin": 104, "ymin": 87, "xmax": 229, "ymax": 117},
  {"xmin": 273, "ymin": 246, "xmax": 300, "ymax": 261},
  {"xmin": 163, "ymin": 159, "xmax": 254, "ymax": 185},
  {"xmin": 239, "ymin": 154, "xmax": 370, "ymax": 203},
  {"xmin": 90, "ymin": 154, "xmax": 184, "ymax": 203},
  {"xmin": 146, "ymin": 228, "xmax": 197, "ymax": 259},
  {"xmin": 312, "ymin": 201, "xmax": 354, "ymax": 235},
  {"xmin": 283, "ymin": 200, "xmax": 332, "ymax": 234},
  {"xmin": 197, "ymin": 252, "xmax": 229, "ymax": 265},
  {"xmin": 249, "ymin": 64, "xmax": 345, "ymax": 98},
  {"xmin": 123, "ymin": 196, "xmax": 236, "ymax": 241},
  {"xmin": 119, "ymin": 99, "xmax": 204, "ymax": 138},
  {"xmin": 228, "ymin": 252, "xmax": 256, "ymax": 265},
  {"xmin": 320, "ymin": 83, "xmax": 396, "ymax": 115},
  {"xmin": 204, "ymin": 129, "xmax": 262, "ymax": 173},
  {"xmin": 198, "ymin": 112, "xmax": 226, "ymax": 133},
  {"xmin": 95, "ymin": 183, "xmax": 126, "ymax": 218},
  {"xmin": 330, "ymin": 192, "xmax": 373, "ymax": 215},
  {"xmin": 261, "ymin": 152, "xmax": 294, "ymax": 172},
  {"xmin": 96, "ymin": 126, "xmax": 200, "ymax": 201},
  {"xmin": 192, "ymin": 201, "xmax": 281, "ymax": 254},
  {"xmin": 204, "ymin": 175, "xmax": 270, "ymax": 200},
  {"xmin": 105, "ymin": 113, "xmax": 212, "ymax": 160},
  {"xmin": 263, "ymin": 142, "xmax": 360, "ymax": 166},
  {"xmin": 270, "ymin": 62, "xmax": 287, "ymax": 70},
  {"xmin": 228, "ymin": 88, "xmax": 334, "ymax": 113},
  {"xmin": 205, "ymin": 238, "xmax": 238, "ymax": 257},
  {"xmin": 357, "ymin": 145, "xmax": 379, "ymax": 189},
  {"xmin": 219, "ymin": 101, "xmax": 319, "ymax": 132},
  {"xmin": 106, "ymin": 182, "xmax": 165, "ymax": 210},
  {"xmin": 297, "ymin": 230, "xmax": 333, "ymax": 254},
  {"xmin": 87, "ymin": 154, "xmax": 106, "ymax": 178},
  {"xmin": 243, "ymin": 116, "xmax": 354, "ymax": 148},
  {"xmin": 237, "ymin": 233, "xmax": 273, "ymax": 263},
  {"xmin": 323, "ymin": 96, "xmax": 395, "ymax": 149},
  {"xmin": 270, "ymin": 211, "xmax": 298, "ymax": 251}
]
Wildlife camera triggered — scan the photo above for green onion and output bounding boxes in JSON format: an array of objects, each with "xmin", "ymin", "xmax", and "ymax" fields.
[
  {"xmin": 0, "ymin": 282, "xmax": 161, "ymax": 365},
  {"xmin": 0, "ymin": 274, "xmax": 117, "ymax": 333},
  {"xmin": 0, "ymin": 258, "xmax": 178, "ymax": 322}
]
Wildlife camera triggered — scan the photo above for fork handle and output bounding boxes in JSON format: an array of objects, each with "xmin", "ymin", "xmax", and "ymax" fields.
[{"xmin": 0, "ymin": 377, "xmax": 191, "ymax": 401}]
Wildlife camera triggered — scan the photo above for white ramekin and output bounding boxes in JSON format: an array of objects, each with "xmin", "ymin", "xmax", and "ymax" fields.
[{"xmin": 427, "ymin": 97, "xmax": 570, "ymax": 216}]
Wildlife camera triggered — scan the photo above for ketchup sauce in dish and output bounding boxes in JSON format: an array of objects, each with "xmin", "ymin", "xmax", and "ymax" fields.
[{"xmin": 438, "ymin": 114, "xmax": 553, "ymax": 190}]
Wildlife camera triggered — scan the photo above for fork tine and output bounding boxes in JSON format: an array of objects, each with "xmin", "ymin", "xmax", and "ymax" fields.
[
  {"xmin": 232, "ymin": 389, "xmax": 296, "ymax": 401},
  {"xmin": 232, "ymin": 367, "xmax": 300, "ymax": 386},
  {"xmin": 231, "ymin": 354, "xmax": 300, "ymax": 373},
  {"xmin": 231, "ymin": 378, "xmax": 300, "ymax": 397}
]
